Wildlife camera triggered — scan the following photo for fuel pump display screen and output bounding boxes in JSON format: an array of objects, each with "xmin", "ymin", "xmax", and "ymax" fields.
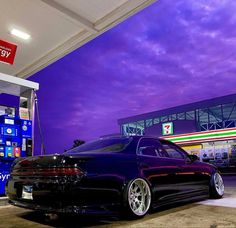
[
  {"xmin": 3, "ymin": 127, "xmax": 16, "ymax": 136},
  {"xmin": 4, "ymin": 119, "xmax": 14, "ymax": 125}
]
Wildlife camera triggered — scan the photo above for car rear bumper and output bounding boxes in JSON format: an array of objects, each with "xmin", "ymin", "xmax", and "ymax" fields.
[{"xmin": 7, "ymin": 178, "xmax": 122, "ymax": 215}]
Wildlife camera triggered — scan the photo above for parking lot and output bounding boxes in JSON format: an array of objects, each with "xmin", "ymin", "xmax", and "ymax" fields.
[{"xmin": 0, "ymin": 176, "xmax": 236, "ymax": 228}]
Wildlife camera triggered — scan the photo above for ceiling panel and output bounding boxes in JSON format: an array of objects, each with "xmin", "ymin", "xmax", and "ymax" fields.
[
  {"xmin": 0, "ymin": 0, "xmax": 157, "ymax": 79},
  {"xmin": 0, "ymin": 0, "xmax": 81, "ymax": 75},
  {"xmin": 55, "ymin": 0, "xmax": 128, "ymax": 23}
]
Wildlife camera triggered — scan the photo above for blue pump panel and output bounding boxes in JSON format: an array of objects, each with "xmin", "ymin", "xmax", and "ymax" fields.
[
  {"xmin": 0, "ymin": 161, "xmax": 11, "ymax": 195},
  {"xmin": 0, "ymin": 115, "xmax": 32, "ymax": 195},
  {"xmin": 2, "ymin": 126, "xmax": 17, "ymax": 137},
  {"xmin": 21, "ymin": 120, "xmax": 32, "ymax": 138},
  {"xmin": 0, "ymin": 146, "xmax": 4, "ymax": 158},
  {"xmin": 5, "ymin": 147, "xmax": 13, "ymax": 158}
]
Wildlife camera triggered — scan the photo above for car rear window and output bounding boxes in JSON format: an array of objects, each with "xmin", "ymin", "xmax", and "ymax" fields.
[{"xmin": 65, "ymin": 137, "xmax": 132, "ymax": 154}]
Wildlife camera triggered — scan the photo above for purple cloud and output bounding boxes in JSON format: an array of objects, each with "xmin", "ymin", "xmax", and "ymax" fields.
[{"xmin": 28, "ymin": 0, "xmax": 236, "ymax": 154}]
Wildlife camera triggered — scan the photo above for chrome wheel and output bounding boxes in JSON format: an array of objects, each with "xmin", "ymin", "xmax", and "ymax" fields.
[
  {"xmin": 128, "ymin": 178, "xmax": 151, "ymax": 216},
  {"xmin": 214, "ymin": 173, "xmax": 224, "ymax": 196}
]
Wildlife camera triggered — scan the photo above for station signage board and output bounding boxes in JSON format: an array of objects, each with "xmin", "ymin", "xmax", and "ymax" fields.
[
  {"xmin": 162, "ymin": 122, "xmax": 174, "ymax": 135},
  {"xmin": 0, "ymin": 39, "xmax": 17, "ymax": 65}
]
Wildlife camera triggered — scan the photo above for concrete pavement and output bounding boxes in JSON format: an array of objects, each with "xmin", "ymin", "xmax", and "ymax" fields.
[{"xmin": 0, "ymin": 176, "xmax": 236, "ymax": 228}]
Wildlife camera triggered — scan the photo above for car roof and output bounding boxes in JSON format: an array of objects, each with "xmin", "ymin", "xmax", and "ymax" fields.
[{"xmin": 100, "ymin": 135, "xmax": 164, "ymax": 141}]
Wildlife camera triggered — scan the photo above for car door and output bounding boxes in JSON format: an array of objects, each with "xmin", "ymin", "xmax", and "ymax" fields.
[
  {"xmin": 136, "ymin": 137, "xmax": 185, "ymax": 206},
  {"xmin": 159, "ymin": 139, "xmax": 209, "ymax": 196}
]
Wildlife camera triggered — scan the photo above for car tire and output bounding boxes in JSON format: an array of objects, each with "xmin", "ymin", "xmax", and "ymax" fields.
[
  {"xmin": 209, "ymin": 172, "xmax": 224, "ymax": 199},
  {"xmin": 122, "ymin": 178, "xmax": 151, "ymax": 218}
]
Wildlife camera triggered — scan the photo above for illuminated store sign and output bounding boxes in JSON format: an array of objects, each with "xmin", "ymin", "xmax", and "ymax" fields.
[
  {"xmin": 163, "ymin": 128, "xmax": 236, "ymax": 144},
  {"xmin": 162, "ymin": 122, "xmax": 173, "ymax": 135},
  {"xmin": 0, "ymin": 39, "xmax": 17, "ymax": 65}
]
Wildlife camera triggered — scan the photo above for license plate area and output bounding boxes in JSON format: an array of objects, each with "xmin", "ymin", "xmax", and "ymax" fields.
[{"xmin": 22, "ymin": 185, "xmax": 33, "ymax": 200}]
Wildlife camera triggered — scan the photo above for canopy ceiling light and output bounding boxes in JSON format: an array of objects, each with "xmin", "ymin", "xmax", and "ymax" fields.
[{"xmin": 10, "ymin": 28, "xmax": 31, "ymax": 40}]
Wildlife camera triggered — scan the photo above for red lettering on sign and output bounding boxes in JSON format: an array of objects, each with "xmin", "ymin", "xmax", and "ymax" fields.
[{"xmin": 0, "ymin": 40, "xmax": 17, "ymax": 65}]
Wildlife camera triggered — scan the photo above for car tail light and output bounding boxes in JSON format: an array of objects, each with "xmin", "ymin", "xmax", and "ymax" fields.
[{"xmin": 12, "ymin": 167, "xmax": 83, "ymax": 176}]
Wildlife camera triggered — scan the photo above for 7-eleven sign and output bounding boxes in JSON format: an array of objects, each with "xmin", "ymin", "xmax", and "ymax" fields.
[{"xmin": 162, "ymin": 122, "xmax": 174, "ymax": 135}]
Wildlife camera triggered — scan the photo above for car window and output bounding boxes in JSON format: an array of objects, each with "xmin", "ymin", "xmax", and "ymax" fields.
[
  {"xmin": 65, "ymin": 137, "xmax": 132, "ymax": 154},
  {"xmin": 161, "ymin": 141, "xmax": 187, "ymax": 160},
  {"xmin": 137, "ymin": 138, "xmax": 168, "ymax": 157},
  {"xmin": 139, "ymin": 146, "xmax": 158, "ymax": 156}
]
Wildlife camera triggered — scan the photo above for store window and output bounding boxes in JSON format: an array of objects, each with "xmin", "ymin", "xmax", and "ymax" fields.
[
  {"xmin": 199, "ymin": 109, "xmax": 209, "ymax": 123},
  {"xmin": 153, "ymin": 118, "xmax": 160, "ymax": 124},
  {"xmin": 137, "ymin": 138, "xmax": 167, "ymax": 157},
  {"xmin": 177, "ymin": 112, "xmax": 185, "ymax": 120},
  {"xmin": 171, "ymin": 114, "xmax": 177, "ymax": 121},
  {"xmin": 222, "ymin": 103, "xmax": 235, "ymax": 120},
  {"xmin": 161, "ymin": 141, "xmax": 186, "ymax": 159},
  {"xmin": 146, "ymin": 119, "xmax": 153, "ymax": 127},
  {"xmin": 186, "ymin": 111, "xmax": 195, "ymax": 120},
  {"xmin": 137, "ymin": 120, "xmax": 145, "ymax": 128},
  {"xmin": 161, "ymin": 116, "xmax": 168, "ymax": 122}
]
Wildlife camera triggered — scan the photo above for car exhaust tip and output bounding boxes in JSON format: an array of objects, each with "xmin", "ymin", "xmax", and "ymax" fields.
[{"xmin": 44, "ymin": 213, "xmax": 59, "ymax": 222}]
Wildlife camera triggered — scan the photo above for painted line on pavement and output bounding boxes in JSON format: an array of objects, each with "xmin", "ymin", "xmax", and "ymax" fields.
[
  {"xmin": 197, "ymin": 197, "xmax": 236, "ymax": 208},
  {"xmin": 0, "ymin": 205, "xmax": 12, "ymax": 209}
]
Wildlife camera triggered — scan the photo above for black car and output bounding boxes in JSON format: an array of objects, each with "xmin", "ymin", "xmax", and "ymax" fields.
[{"xmin": 6, "ymin": 136, "xmax": 224, "ymax": 218}]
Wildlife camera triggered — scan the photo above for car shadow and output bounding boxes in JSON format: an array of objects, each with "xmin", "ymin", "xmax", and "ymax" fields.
[
  {"xmin": 20, "ymin": 211, "xmax": 119, "ymax": 227},
  {"xmin": 19, "ymin": 200, "xmax": 203, "ymax": 228}
]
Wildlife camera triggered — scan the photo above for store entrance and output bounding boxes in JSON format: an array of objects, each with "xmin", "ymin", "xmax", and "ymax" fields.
[{"xmin": 181, "ymin": 140, "xmax": 236, "ymax": 171}]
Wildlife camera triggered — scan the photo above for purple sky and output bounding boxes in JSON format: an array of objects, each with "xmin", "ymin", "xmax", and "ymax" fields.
[{"xmin": 28, "ymin": 0, "xmax": 236, "ymax": 154}]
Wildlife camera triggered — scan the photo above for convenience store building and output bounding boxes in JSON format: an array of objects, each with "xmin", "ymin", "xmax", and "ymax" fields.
[{"xmin": 118, "ymin": 94, "xmax": 236, "ymax": 168}]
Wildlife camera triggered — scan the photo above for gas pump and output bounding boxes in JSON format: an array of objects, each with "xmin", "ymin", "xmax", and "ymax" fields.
[
  {"xmin": 0, "ymin": 116, "xmax": 34, "ymax": 194},
  {"xmin": 0, "ymin": 73, "xmax": 39, "ymax": 195},
  {"xmin": 0, "ymin": 115, "xmax": 28, "ymax": 194},
  {"xmin": 21, "ymin": 119, "xmax": 33, "ymax": 157},
  {"xmin": 0, "ymin": 115, "xmax": 33, "ymax": 158}
]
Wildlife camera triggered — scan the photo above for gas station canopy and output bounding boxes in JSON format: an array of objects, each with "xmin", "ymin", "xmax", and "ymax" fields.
[
  {"xmin": 0, "ymin": 72, "xmax": 39, "ymax": 96},
  {"xmin": 0, "ymin": 0, "xmax": 156, "ymax": 79}
]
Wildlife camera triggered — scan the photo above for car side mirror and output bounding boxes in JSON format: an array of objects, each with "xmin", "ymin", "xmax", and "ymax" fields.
[{"xmin": 188, "ymin": 154, "xmax": 199, "ymax": 162}]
